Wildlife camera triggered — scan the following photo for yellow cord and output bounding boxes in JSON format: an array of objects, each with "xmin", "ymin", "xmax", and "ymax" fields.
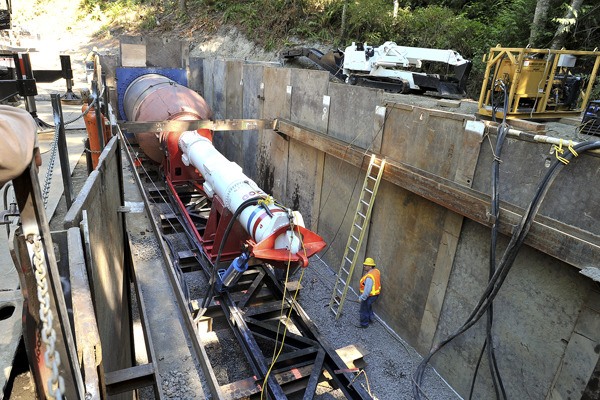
[
  {"xmin": 552, "ymin": 139, "xmax": 570, "ymax": 164},
  {"xmin": 257, "ymin": 195, "xmax": 274, "ymax": 207},
  {"xmin": 260, "ymin": 223, "xmax": 309, "ymax": 399},
  {"xmin": 567, "ymin": 140, "xmax": 579, "ymax": 157}
]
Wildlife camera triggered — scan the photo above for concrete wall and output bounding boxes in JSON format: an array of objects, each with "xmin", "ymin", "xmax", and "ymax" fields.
[{"xmin": 107, "ymin": 44, "xmax": 600, "ymax": 399}]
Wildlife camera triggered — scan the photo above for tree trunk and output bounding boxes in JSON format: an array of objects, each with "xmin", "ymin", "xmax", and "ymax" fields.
[
  {"xmin": 393, "ymin": 0, "xmax": 399, "ymax": 19},
  {"xmin": 340, "ymin": 0, "xmax": 348, "ymax": 42},
  {"xmin": 550, "ymin": 0, "xmax": 584, "ymax": 50},
  {"xmin": 529, "ymin": 0, "xmax": 551, "ymax": 47}
]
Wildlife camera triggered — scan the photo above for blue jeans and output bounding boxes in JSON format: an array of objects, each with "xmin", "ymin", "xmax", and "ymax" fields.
[{"xmin": 359, "ymin": 295, "xmax": 379, "ymax": 327}]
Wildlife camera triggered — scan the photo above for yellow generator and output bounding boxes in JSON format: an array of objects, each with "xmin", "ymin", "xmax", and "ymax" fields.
[{"xmin": 478, "ymin": 46, "xmax": 600, "ymax": 120}]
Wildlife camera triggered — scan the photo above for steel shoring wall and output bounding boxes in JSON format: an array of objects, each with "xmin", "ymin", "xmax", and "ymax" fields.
[
  {"xmin": 203, "ymin": 59, "xmax": 600, "ymax": 399},
  {"xmin": 121, "ymin": 133, "xmax": 371, "ymax": 399}
]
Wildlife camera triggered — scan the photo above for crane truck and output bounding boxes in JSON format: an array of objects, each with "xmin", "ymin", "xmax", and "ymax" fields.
[{"xmin": 282, "ymin": 41, "xmax": 472, "ymax": 97}]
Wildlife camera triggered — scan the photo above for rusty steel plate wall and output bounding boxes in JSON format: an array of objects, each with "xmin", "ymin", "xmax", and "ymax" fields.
[{"xmin": 63, "ymin": 136, "xmax": 131, "ymax": 388}]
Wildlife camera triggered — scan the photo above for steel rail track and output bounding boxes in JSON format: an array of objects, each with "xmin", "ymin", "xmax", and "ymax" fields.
[{"xmin": 122, "ymin": 132, "xmax": 372, "ymax": 399}]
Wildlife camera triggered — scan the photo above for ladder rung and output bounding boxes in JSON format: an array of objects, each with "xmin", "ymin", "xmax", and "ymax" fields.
[
  {"xmin": 348, "ymin": 246, "xmax": 356, "ymax": 253},
  {"xmin": 360, "ymin": 200, "xmax": 369, "ymax": 206},
  {"xmin": 364, "ymin": 188, "xmax": 373, "ymax": 194},
  {"xmin": 351, "ymin": 235, "xmax": 360, "ymax": 242},
  {"xmin": 368, "ymin": 175, "xmax": 377, "ymax": 181},
  {"xmin": 344, "ymin": 256, "xmax": 353, "ymax": 264},
  {"xmin": 341, "ymin": 267, "xmax": 349, "ymax": 274},
  {"xmin": 357, "ymin": 212, "xmax": 366, "ymax": 219},
  {"xmin": 353, "ymin": 224, "xmax": 363, "ymax": 230}
]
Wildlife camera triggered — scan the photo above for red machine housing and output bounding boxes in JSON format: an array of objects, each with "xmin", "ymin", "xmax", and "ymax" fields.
[{"xmin": 123, "ymin": 73, "xmax": 325, "ymax": 268}]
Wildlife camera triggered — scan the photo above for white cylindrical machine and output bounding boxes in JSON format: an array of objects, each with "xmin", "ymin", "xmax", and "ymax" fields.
[{"xmin": 178, "ymin": 130, "xmax": 304, "ymax": 255}]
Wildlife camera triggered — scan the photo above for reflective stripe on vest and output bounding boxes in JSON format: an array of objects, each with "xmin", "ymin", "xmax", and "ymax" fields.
[{"xmin": 359, "ymin": 268, "xmax": 381, "ymax": 296}]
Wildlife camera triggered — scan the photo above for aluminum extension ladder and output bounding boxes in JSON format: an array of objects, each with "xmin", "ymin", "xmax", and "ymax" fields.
[{"xmin": 329, "ymin": 154, "xmax": 386, "ymax": 319}]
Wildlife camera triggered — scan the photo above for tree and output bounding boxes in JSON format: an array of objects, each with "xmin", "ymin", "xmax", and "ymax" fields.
[
  {"xmin": 340, "ymin": 0, "xmax": 348, "ymax": 42},
  {"xmin": 393, "ymin": 0, "xmax": 399, "ymax": 18},
  {"xmin": 529, "ymin": 0, "xmax": 551, "ymax": 46},
  {"xmin": 551, "ymin": 0, "xmax": 584, "ymax": 49}
]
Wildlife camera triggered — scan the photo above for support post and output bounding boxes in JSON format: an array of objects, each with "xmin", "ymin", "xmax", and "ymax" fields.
[{"xmin": 50, "ymin": 94, "xmax": 73, "ymax": 209}]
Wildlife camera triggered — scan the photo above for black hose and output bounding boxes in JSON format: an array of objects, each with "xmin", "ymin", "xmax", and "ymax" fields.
[
  {"xmin": 468, "ymin": 338, "xmax": 487, "ymax": 400},
  {"xmin": 413, "ymin": 139, "xmax": 600, "ymax": 399},
  {"xmin": 485, "ymin": 84, "xmax": 509, "ymax": 400}
]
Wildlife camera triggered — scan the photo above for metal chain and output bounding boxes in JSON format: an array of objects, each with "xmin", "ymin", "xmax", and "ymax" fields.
[
  {"xmin": 29, "ymin": 234, "xmax": 65, "ymax": 399},
  {"xmin": 41, "ymin": 125, "xmax": 60, "ymax": 208}
]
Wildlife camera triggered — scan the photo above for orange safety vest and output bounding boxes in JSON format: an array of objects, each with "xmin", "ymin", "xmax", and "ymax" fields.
[{"xmin": 360, "ymin": 268, "xmax": 381, "ymax": 296}]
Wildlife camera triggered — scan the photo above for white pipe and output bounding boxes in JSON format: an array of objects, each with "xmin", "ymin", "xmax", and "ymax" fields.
[{"xmin": 178, "ymin": 131, "xmax": 304, "ymax": 253}]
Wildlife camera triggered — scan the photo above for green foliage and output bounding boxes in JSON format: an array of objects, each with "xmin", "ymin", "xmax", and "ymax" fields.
[
  {"xmin": 78, "ymin": 0, "xmax": 160, "ymax": 33},
  {"xmin": 556, "ymin": 3, "xmax": 600, "ymax": 50},
  {"xmin": 484, "ymin": 0, "xmax": 536, "ymax": 47},
  {"xmin": 79, "ymin": 0, "xmax": 600, "ymax": 97},
  {"xmin": 202, "ymin": 0, "xmax": 310, "ymax": 47}
]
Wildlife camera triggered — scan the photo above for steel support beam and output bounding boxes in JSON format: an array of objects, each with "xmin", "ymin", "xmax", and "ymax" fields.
[{"xmin": 273, "ymin": 118, "xmax": 600, "ymax": 270}]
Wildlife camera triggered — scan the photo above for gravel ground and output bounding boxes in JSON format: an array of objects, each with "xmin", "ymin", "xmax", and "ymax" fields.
[{"xmin": 294, "ymin": 256, "xmax": 461, "ymax": 400}]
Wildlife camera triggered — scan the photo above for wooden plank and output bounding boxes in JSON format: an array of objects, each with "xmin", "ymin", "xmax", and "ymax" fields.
[
  {"xmin": 220, "ymin": 365, "xmax": 314, "ymax": 400},
  {"xmin": 335, "ymin": 344, "xmax": 368, "ymax": 369},
  {"xmin": 105, "ymin": 364, "xmax": 155, "ymax": 395},
  {"xmin": 285, "ymin": 280, "xmax": 303, "ymax": 292},
  {"xmin": 120, "ymin": 43, "xmax": 146, "ymax": 67},
  {"xmin": 273, "ymin": 118, "xmax": 600, "ymax": 270}
]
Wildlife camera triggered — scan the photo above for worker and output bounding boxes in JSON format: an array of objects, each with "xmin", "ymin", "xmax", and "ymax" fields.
[
  {"xmin": 0, "ymin": 105, "xmax": 40, "ymax": 186},
  {"xmin": 358, "ymin": 257, "xmax": 381, "ymax": 328}
]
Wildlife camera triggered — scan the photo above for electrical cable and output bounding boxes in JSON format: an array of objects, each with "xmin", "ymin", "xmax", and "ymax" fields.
[
  {"xmin": 412, "ymin": 135, "xmax": 600, "ymax": 399},
  {"xmin": 477, "ymin": 82, "xmax": 509, "ymax": 400},
  {"xmin": 38, "ymin": 85, "xmax": 105, "ymax": 132},
  {"xmin": 468, "ymin": 338, "xmax": 488, "ymax": 400}
]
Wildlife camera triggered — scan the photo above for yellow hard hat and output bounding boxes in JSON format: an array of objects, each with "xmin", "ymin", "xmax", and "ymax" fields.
[{"xmin": 363, "ymin": 257, "xmax": 376, "ymax": 267}]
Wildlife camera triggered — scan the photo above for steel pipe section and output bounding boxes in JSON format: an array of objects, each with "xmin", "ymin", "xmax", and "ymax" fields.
[{"xmin": 123, "ymin": 74, "xmax": 212, "ymax": 163}]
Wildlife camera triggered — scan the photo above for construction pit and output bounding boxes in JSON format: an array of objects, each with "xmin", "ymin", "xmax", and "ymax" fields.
[{"xmin": 1, "ymin": 35, "xmax": 600, "ymax": 400}]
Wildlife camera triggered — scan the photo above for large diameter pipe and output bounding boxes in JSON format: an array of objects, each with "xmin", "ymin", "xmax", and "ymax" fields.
[
  {"xmin": 177, "ymin": 131, "xmax": 325, "ymax": 265},
  {"xmin": 123, "ymin": 74, "xmax": 212, "ymax": 162}
]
